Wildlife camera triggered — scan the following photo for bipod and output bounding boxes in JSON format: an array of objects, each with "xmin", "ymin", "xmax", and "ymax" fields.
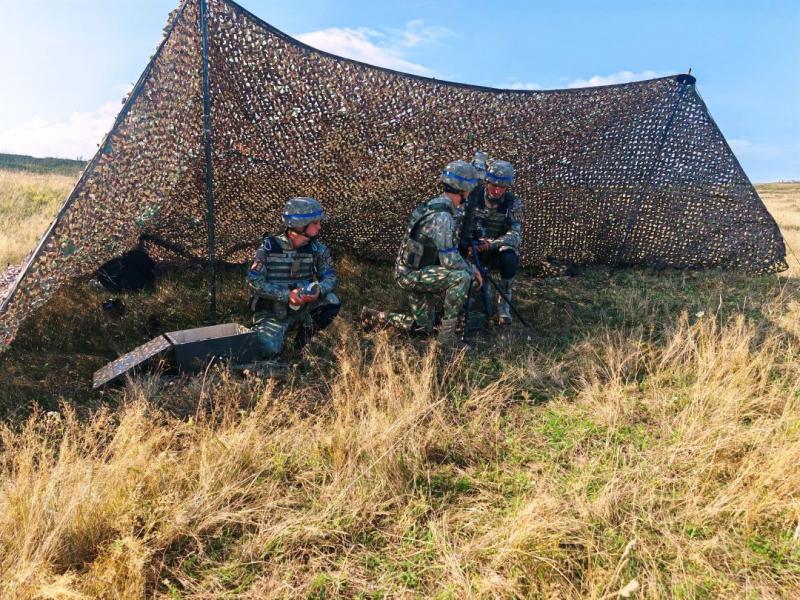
[
  {"xmin": 470, "ymin": 240, "xmax": 529, "ymax": 328},
  {"xmin": 481, "ymin": 269, "xmax": 530, "ymax": 327}
]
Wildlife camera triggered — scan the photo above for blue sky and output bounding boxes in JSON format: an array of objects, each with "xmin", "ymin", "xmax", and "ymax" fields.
[{"xmin": 1, "ymin": 0, "xmax": 797, "ymax": 182}]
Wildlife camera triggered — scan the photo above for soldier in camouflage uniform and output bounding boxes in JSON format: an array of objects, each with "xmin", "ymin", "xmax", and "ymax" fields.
[
  {"xmin": 362, "ymin": 160, "xmax": 483, "ymax": 348},
  {"xmin": 247, "ymin": 197, "xmax": 340, "ymax": 358},
  {"xmin": 466, "ymin": 160, "xmax": 524, "ymax": 324}
]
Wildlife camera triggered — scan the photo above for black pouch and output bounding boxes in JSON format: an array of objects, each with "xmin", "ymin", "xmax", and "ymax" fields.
[{"xmin": 401, "ymin": 238, "xmax": 424, "ymax": 269}]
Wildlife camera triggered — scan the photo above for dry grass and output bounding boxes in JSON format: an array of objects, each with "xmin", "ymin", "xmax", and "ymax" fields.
[
  {"xmin": 0, "ymin": 181, "xmax": 798, "ymax": 597},
  {"xmin": 1, "ymin": 314, "xmax": 799, "ymax": 598},
  {"xmin": 759, "ymin": 183, "xmax": 800, "ymax": 274},
  {"xmin": 0, "ymin": 168, "xmax": 77, "ymax": 266}
]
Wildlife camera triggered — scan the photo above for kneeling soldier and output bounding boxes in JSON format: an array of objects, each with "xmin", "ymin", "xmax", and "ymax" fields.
[
  {"xmin": 247, "ymin": 197, "xmax": 340, "ymax": 358},
  {"xmin": 363, "ymin": 160, "xmax": 483, "ymax": 348},
  {"xmin": 468, "ymin": 159, "xmax": 524, "ymax": 324}
]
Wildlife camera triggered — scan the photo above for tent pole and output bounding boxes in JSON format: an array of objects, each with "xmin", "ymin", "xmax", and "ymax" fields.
[
  {"xmin": 612, "ymin": 75, "xmax": 695, "ymax": 268},
  {"xmin": 200, "ymin": 0, "xmax": 217, "ymax": 323}
]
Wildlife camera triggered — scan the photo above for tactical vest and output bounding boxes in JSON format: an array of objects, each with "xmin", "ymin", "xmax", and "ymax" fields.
[
  {"xmin": 256, "ymin": 238, "xmax": 316, "ymax": 283},
  {"xmin": 251, "ymin": 236, "xmax": 316, "ymax": 316},
  {"xmin": 397, "ymin": 198, "xmax": 454, "ymax": 270},
  {"xmin": 477, "ymin": 192, "xmax": 515, "ymax": 239}
]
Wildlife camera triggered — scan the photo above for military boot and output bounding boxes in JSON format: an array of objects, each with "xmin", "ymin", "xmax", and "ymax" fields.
[
  {"xmin": 360, "ymin": 307, "xmax": 387, "ymax": 330},
  {"xmin": 436, "ymin": 317, "xmax": 468, "ymax": 351},
  {"xmin": 497, "ymin": 278, "xmax": 513, "ymax": 325},
  {"xmin": 361, "ymin": 307, "xmax": 430, "ymax": 336}
]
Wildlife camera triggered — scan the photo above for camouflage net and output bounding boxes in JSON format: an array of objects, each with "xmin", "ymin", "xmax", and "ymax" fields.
[{"xmin": 0, "ymin": 0, "xmax": 786, "ymax": 350}]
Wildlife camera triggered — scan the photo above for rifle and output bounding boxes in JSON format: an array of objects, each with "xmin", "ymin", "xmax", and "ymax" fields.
[
  {"xmin": 471, "ymin": 240, "xmax": 495, "ymax": 318},
  {"xmin": 459, "ymin": 194, "xmax": 485, "ymax": 340}
]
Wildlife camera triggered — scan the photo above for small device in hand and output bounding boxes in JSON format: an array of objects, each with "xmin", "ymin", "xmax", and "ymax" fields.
[{"xmin": 290, "ymin": 281, "xmax": 320, "ymax": 310}]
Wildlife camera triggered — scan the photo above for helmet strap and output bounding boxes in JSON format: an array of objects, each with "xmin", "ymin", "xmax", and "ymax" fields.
[
  {"xmin": 442, "ymin": 184, "xmax": 456, "ymax": 194},
  {"xmin": 287, "ymin": 224, "xmax": 319, "ymax": 242}
]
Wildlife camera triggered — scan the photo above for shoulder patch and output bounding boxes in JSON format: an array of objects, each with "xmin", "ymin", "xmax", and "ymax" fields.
[{"xmin": 260, "ymin": 235, "xmax": 288, "ymax": 254}]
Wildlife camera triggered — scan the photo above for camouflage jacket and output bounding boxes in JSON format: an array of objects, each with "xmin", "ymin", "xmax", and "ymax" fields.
[
  {"xmin": 395, "ymin": 194, "xmax": 477, "ymax": 278},
  {"xmin": 247, "ymin": 233, "xmax": 337, "ymax": 303},
  {"xmin": 467, "ymin": 185, "xmax": 524, "ymax": 252}
]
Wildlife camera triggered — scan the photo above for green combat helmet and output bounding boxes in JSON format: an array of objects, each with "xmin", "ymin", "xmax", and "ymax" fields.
[
  {"xmin": 440, "ymin": 160, "xmax": 479, "ymax": 193},
  {"xmin": 282, "ymin": 197, "xmax": 326, "ymax": 228},
  {"xmin": 485, "ymin": 160, "xmax": 515, "ymax": 188}
]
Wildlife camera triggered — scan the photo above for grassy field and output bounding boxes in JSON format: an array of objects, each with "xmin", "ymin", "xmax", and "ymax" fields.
[
  {"xmin": 0, "ymin": 169, "xmax": 79, "ymax": 266},
  {"xmin": 0, "ymin": 172, "xmax": 799, "ymax": 598}
]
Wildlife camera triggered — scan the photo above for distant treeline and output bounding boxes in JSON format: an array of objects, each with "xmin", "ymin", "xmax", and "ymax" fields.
[{"xmin": 0, "ymin": 153, "xmax": 86, "ymax": 176}]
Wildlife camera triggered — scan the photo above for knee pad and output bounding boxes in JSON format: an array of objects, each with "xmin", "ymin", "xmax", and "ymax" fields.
[
  {"xmin": 312, "ymin": 303, "xmax": 340, "ymax": 329},
  {"xmin": 498, "ymin": 250, "xmax": 518, "ymax": 279}
]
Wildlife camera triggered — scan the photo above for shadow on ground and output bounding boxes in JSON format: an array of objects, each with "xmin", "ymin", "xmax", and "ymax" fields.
[{"xmin": 1, "ymin": 257, "xmax": 797, "ymax": 421}]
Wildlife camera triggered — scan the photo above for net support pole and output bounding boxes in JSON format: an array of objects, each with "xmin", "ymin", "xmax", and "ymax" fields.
[
  {"xmin": 200, "ymin": 0, "xmax": 217, "ymax": 323},
  {"xmin": 612, "ymin": 74, "xmax": 696, "ymax": 267}
]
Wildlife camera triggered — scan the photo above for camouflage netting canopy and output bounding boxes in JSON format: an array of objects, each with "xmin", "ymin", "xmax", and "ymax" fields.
[{"xmin": 0, "ymin": 0, "xmax": 786, "ymax": 349}]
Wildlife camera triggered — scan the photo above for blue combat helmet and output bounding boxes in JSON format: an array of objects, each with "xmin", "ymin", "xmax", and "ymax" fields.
[
  {"xmin": 282, "ymin": 197, "xmax": 326, "ymax": 228},
  {"xmin": 485, "ymin": 160, "xmax": 515, "ymax": 188},
  {"xmin": 440, "ymin": 160, "xmax": 479, "ymax": 193}
]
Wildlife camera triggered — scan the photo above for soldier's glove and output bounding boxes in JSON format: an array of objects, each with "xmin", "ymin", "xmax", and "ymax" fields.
[
  {"xmin": 290, "ymin": 283, "xmax": 321, "ymax": 307},
  {"xmin": 288, "ymin": 288, "xmax": 305, "ymax": 307},
  {"xmin": 473, "ymin": 269, "xmax": 483, "ymax": 290},
  {"xmin": 475, "ymin": 239, "xmax": 492, "ymax": 253},
  {"xmin": 305, "ymin": 285, "xmax": 321, "ymax": 303},
  {"xmin": 467, "ymin": 240, "xmax": 491, "ymax": 257}
]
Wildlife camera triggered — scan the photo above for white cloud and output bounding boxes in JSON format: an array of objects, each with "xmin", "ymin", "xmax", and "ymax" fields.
[
  {"xmin": 0, "ymin": 88, "xmax": 132, "ymax": 160},
  {"xmin": 727, "ymin": 139, "xmax": 792, "ymax": 163},
  {"xmin": 728, "ymin": 138, "xmax": 753, "ymax": 153},
  {"xmin": 504, "ymin": 81, "xmax": 543, "ymax": 90},
  {"xmin": 393, "ymin": 19, "xmax": 453, "ymax": 48},
  {"xmin": 296, "ymin": 20, "xmax": 451, "ymax": 77},
  {"xmin": 566, "ymin": 70, "xmax": 669, "ymax": 88}
]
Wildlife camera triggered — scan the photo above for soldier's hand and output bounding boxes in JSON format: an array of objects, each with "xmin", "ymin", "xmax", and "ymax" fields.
[
  {"xmin": 474, "ymin": 269, "xmax": 483, "ymax": 290},
  {"xmin": 476, "ymin": 239, "xmax": 492, "ymax": 253},
  {"xmin": 288, "ymin": 288, "xmax": 304, "ymax": 306}
]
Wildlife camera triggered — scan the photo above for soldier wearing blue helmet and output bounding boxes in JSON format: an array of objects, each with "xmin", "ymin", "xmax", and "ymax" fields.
[
  {"xmin": 362, "ymin": 160, "xmax": 483, "ymax": 349},
  {"xmin": 247, "ymin": 197, "xmax": 340, "ymax": 359},
  {"xmin": 467, "ymin": 159, "xmax": 524, "ymax": 324}
]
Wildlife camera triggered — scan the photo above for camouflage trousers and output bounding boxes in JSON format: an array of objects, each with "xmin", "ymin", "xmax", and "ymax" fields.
[
  {"xmin": 253, "ymin": 293, "xmax": 340, "ymax": 357},
  {"xmin": 379, "ymin": 266, "xmax": 471, "ymax": 332}
]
